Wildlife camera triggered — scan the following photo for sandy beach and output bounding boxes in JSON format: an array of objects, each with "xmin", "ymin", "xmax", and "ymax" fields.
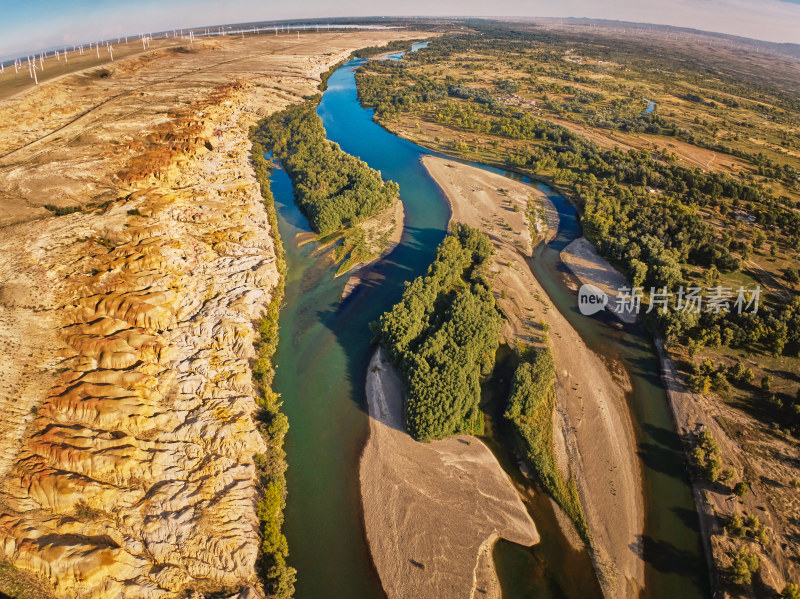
[
  {"xmin": 422, "ymin": 155, "xmax": 645, "ymax": 597},
  {"xmin": 360, "ymin": 348, "xmax": 539, "ymax": 599}
]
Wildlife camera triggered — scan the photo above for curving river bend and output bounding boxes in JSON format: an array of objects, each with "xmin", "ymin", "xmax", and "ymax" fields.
[{"xmin": 271, "ymin": 47, "xmax": 709, "ymax": 599}]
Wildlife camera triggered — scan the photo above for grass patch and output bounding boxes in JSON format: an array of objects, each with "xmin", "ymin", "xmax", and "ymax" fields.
[
  {"xmin": 0, "ymin": 562, "xmax": 56, "ymax": 599},
  {"xmin": 73, "ymin": 500, "xmax": 104, "ymax": 521}
]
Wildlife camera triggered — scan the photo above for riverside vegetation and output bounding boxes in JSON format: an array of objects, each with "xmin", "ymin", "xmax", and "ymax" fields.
[
  {"xmin": 250, "ymin": 133, "xmax": 295, "ymax": 598},
  {"xmin": 255, "ymin": 101, "xmax": 400, "ymax": 275},
  {"xmin": 505, "ymin": 347, "xmax": 589, "ymax": 540},
  {"xmin": 355, "ymin": 22, "xmax": 800, "ymax": 595},
  {"xmin": 373, "ymin": 224, "xmax": 502, "ymax": 441},
  {"xmin": 355, "ymin": 28, "xmax": 800, "ymax": 431}
]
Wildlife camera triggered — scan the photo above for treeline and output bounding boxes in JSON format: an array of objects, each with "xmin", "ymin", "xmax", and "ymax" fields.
[
  {"xmin": 504, "ymin": 347, "xmax": 589, "ymax": 540},
  {"xmin": 255, "ymin": 102, "xmax": 399, "ymax": 235},
  {"xmin": 352, "ymin": 39, "xmax": 419, "ymax": 59},
  {"xmin": 373, "ymin": 224, "xmax": 502, "ymax": 441},
  {"xmin": 249, "ymin": 133, "xmax": 295, "ymax": 598}
]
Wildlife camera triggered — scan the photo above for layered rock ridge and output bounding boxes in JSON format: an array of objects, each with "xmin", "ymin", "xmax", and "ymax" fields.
[{"xmin": 0, "ymin": 91, "xmax": 278, "ymax": 597}]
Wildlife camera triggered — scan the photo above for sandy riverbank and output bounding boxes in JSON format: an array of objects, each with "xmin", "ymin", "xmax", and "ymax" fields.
[
  {"xmin": 360, "ymin": 348, "xmax": 539, "ymax": 599},
  {"xmin": 340, "ymin": 196, "xmax": 404, "ymax": 297},
  {"xmin": 422, "ymin": 155, "xmax": 645, "ymax": 598},
  {"xmin": 561, "ymin": 237, "xmax": 637, "ymax": 324}
]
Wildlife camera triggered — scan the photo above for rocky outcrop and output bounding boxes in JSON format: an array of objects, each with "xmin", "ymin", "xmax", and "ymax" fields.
[{"xmin": 0, "ymin": 30, "xmax": 428, "ymax": 597}]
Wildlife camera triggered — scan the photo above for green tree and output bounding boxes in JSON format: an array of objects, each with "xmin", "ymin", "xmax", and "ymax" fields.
[
  {"xmin": 725, "ymin": 514, "xmax": 745, "ymax": 538},
  {"xmin": 781, "ymin": 583, "xmax": 800, "ymax": 599},
  {"xmin": 720, "ymin": 466, "xmax": 737, "ymax": 485},
  {"xmin": 733, "ymin": 482, "xmax": 749, "ymax": 498},
  {"xmin": 374, "ymin": 224, "xmax": 501, "ymax": 441},
  {"xmin": 730, "ymin": 546, "xmax": 759, "ymax": 586},
  {"xmin": 753, "ymin": 229, "xmax": 767, "ymax": 250},
  {"xmin": 705, "ymin": 455, "xmax": 722, "ymax": 483}
]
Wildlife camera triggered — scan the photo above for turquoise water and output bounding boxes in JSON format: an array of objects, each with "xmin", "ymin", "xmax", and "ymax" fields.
[
  {"xmin": 273, "ymin": 47, "xmax": 708, "ymax": 599},
  {"xmin": 273, "ymin": 55, "xmax": 450, "ymax": 599}
]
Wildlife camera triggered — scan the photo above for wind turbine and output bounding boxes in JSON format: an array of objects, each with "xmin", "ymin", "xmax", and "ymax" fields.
[{"xmin": 109, "ymin": 45, "xmax": 114, "ymax": 61}]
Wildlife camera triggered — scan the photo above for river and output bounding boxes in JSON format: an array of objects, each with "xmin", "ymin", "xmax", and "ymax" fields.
[{"xmin": 272, "ymin": 45, "xmax": 708, "ymax": 599}]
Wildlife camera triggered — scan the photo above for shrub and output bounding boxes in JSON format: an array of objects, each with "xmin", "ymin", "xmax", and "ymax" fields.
[
  {"xmin": 781, "ymin": 583, "xmax": 800, "ymax": 599},
  {"xmin": 44, "ymin": 204, "xmax": 82, "ymax": 216}
]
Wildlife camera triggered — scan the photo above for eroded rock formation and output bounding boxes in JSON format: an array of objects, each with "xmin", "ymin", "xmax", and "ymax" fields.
[{"xmin": 0, "ymin": 93, "xmax": 276, "ymax": 598}]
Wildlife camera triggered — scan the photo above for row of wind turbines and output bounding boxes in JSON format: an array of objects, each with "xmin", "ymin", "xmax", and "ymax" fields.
[
  {"xmin": 1, "ymin": 33, "xmax": 154, "ymax": 86},
  {"xmin": 1, "ymin": 22, "xmax": 353, "ymax": 87}
]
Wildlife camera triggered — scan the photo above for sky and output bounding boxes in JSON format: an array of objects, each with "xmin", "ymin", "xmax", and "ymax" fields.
[{"xmin": 1, "ymin": 0, "xmax": 799, "ymax": 59}]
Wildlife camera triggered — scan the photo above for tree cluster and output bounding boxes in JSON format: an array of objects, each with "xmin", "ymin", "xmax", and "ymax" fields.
[
  {"xmin": 504, "ymin": 346, "xmax": 588, "ymax": 539},
  {"xmin": 373, "ymin": 224, "xmax": 502, "ymax": 441},
  {"xmin": 255, "ymin": 103, "xmax": 399, "ymax": 235}
]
